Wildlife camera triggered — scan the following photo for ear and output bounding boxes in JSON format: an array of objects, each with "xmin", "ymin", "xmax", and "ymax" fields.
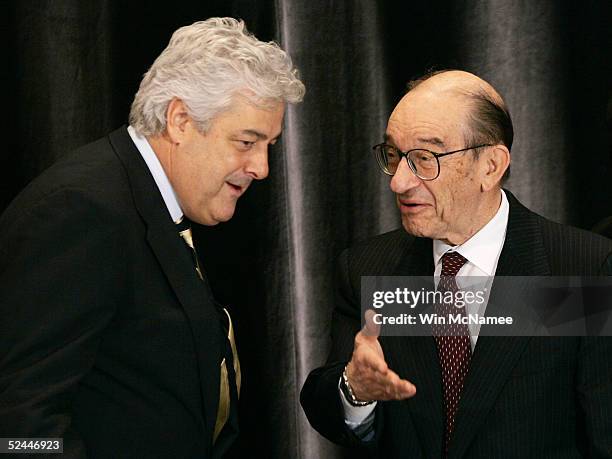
[
  {"xmin": 480, "ymin": 145, "xmax": 510, "ymax": 191},
  {"xmin": 165, "ymin": 98, "xmax": 192, "ymax": 144}
]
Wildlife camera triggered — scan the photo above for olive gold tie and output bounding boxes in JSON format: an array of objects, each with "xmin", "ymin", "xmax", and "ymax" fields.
[{"xmin": 176, "ymin": 217, "xmax": 241, "ymax": 444}]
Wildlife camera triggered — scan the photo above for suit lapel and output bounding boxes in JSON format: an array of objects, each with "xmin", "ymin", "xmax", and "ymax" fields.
[
  {"xmin": 108, "ymin": 127, "xmax": 223, "ymax": 441},
  {"xmin": 449, "ymin": 190, "xmax": 551, "ymax": 458},
  {"xmin": 383, "ymin": 237, "xmax": 445, "ymax": 458}
]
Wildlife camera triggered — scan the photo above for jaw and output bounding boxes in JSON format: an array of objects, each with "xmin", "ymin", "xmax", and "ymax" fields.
[
  {"xmin": 397, "ymin": 187, "xmax": 501, "ymax": 244},
  {"xmin": 400, "ymin": 209, "xmax": 468, "ymax": 245}
]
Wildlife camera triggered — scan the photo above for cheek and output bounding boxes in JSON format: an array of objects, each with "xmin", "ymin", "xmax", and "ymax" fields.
[
  {"xmin": 430, "ymin": 182, "xmax": 459, "ymax": 222},
  {"xmin": 180, "ymin": 160, "xmax": 218, "ymax": 202},
  {"xmin": 214, "ymin": 151, "xmax": 245, "ymax": 178},
  {"xmin": 436, "ymin": 191, "xmax": 451, "ymax": 219},
  {"xmin": 194, "ymin": 157, "xmax": 229, "ymax": 192}
]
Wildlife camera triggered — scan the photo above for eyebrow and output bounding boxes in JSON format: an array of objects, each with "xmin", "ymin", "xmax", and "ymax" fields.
[
  {"xmin": 417, "ymin": 136, "xmax": 446, "ymax": 148},
  {"xmin": 383, "ymin": 133, "xmax": 446, "ymax": 149},
  {"xmin": 238, "ymin": 129, "xmax": 267, "ymax": 140},
  {"xmin": 237, "ymin": 129, "xmax": 282, "ymax": 142},
  {"xmin": 383, "ymin": 133, "xmax": 395, "ymax": 145}
]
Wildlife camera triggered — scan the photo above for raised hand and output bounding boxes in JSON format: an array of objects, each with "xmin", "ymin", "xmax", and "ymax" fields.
[{"xmin": 345, "ymin": 310, "xmax": 416, "ymax": 401}]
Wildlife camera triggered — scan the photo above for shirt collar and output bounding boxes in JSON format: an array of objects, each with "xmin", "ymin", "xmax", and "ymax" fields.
[
  {"xmin": 433, "ymin": 189, "xmax": 509, "ymax": 275},
  {"xmin": 127, "ymin": 125, "xmax": 183, "ymax": 223}
]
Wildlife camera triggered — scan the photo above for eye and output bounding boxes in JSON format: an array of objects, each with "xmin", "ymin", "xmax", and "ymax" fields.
[
  {"xmin": 385, "ymin": 146, "xmax": 399, "ymax": 159},
  {"xmin": 235, "ymin": 140, "xmax": 256, "ymax": 150}
]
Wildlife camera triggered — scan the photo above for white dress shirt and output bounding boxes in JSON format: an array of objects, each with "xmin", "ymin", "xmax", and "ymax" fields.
[
  {"xmin": 342, "ymin": 190, "xmax": 510, "ymax": 429},
  {"xmin": 127, "ymin": 125, "xmax": 183, "ymax": 222}
]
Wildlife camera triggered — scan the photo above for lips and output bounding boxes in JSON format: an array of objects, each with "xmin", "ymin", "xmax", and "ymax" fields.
[
  {"xmin": 397, "ymin": 198, "xmax": 431, "ymax": 214},
  {"xmin": 398, "ymin": 199, "xmax": 430, "ymax": 207},
  {"xmin": 225, "ymin": 180, "xmax": 251, "ymax": 196},
  {"xmin": 400, "ymin": 200, "xmax": 424, "ymax": 206}
]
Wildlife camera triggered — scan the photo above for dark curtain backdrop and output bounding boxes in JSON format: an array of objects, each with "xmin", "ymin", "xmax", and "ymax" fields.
[{"xmin": 5, "ymin": 1, "xmax": 611, "ymax": 458}]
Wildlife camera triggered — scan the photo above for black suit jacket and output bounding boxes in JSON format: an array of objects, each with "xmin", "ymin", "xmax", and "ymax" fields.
[
  {"xmin": 0, "ymin": 127, "xmax": 237, "ymax": 458},
  {"xmin": 301, "ymin": 192, "xmax": 612, "ymax": 458}
]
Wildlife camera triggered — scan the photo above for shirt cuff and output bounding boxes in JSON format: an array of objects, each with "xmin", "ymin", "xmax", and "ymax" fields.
[{"xmin": 338, "ymin": 376, "xmax": 377, "ymax": 426}]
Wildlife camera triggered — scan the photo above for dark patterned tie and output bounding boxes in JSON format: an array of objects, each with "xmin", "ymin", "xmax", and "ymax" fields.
[{"xmin": 433, "ymin": 251, "xmax": 471, "ymax": 456}]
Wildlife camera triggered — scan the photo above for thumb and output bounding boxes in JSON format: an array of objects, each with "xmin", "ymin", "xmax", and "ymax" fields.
[{"xmin": 362, "ymin": 309, "xmax": 381, "ymax": 339}]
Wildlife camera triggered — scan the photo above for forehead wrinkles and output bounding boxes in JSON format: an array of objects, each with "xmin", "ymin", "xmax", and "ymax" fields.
[
  {"xmin": 388, "ymin": 94, "xmax": 469, "ymax": 149},
  {"xmin": 387, "ymin": 113, "xmax": 457, "ymax": 150}
]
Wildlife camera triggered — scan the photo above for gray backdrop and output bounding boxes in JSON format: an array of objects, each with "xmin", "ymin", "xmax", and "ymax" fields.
[{"xmin": 5, "ymin": 1, "xmax": 611, "ymax": 457}]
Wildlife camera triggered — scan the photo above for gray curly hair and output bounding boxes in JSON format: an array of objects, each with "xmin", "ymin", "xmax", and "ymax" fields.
[{"xmin": 129, "ymin": 17, "xmax": 305, "ymax": 136}]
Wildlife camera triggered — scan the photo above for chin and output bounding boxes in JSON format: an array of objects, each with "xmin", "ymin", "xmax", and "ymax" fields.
[
  {"xmin": 193, "ymin": 201, "xmax": 237, "ymax": 225},
  {"xmin": 189, "ymin": 212, "xmax": 228, "ymax": 226},
  {"xmin": 402, "ymin": 219, "xmax": 433, "ymax": 239},
  {"xmin": 212, "ymin": 206, "xmax": 237, "ymax": 224}
]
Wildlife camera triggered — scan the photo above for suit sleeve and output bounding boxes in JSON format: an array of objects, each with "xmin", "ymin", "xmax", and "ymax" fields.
[
  {"xmin": 576, "ymin": 336, "xmax": 612, "ymax": 458},
  {"xmin": 576, "ymin": 252, "xmax": 612, "ymax": 457},
  {"xmin": 0, "ymin": 188, "xmax": 125, "ymax": 458},
  {"xmin": 300, "ymin": 249, "xmax": 381, "ymax": 450}
]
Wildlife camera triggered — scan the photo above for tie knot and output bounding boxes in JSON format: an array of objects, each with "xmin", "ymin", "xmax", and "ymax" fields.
[
  {"xmin": 175, "ymin": 215, "xmax": 191, "ymax": 232},
  {"xmin": 176, "ymin": 216, "xmax": 195, "ymax": 250},
  {"xmin": 441, "ymin": 251, "xmax": 467, "ymax": 277}
]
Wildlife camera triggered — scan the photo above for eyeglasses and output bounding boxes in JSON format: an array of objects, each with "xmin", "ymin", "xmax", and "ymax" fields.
[{"xmin": 372, "ymin": 143, "xmax": 492, "ymax": 180}]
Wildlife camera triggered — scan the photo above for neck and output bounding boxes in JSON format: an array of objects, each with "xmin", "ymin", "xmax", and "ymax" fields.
[
  {"xmin": 147, "ymin": 134, "xmax": 174, "ymax": 180},
  {"xmin": 443, "ymin": 189, "xmax": 502, "ymax": 246}
]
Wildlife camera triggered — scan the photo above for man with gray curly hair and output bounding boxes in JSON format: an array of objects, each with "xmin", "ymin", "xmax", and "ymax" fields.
[
  {"xmin": 131, "ymin": 17, "xmax": 304, "ymax": 225},
  {"xmin": 0, "ymin": 17, "xmax": 304, "ymax": 458}
]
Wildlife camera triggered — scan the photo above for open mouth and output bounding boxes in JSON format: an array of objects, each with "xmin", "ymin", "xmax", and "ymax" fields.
[
  {"xmin": 226, "ymin": 181, "xmax": 252, "ymax": 196},
  {"xmin": 227, "ymin": 183, "xmax": 242, "ymax": 193},
  {"xmin": 398, "ymin": 200, "xmax": 430, "ymax": 212},
  {"xmin": 400, "ymin": 201, "xmax": 426, "ymax": 207}
]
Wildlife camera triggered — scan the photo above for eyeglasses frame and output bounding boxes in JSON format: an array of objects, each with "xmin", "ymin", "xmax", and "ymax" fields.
[{"xmin": 372, "ymin": 143, "xmax": 493, "ymax": 180}]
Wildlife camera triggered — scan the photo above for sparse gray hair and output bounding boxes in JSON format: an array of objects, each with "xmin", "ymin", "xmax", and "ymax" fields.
[
  {"xmin": 129, "ymin": 17, "xmax": 305, "ymax": 136},
  {"xmin": 407, "ymin": 69, "xmax": 513, "ymax": 180}
]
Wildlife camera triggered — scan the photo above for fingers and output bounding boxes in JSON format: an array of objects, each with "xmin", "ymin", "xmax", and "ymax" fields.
[
  {"xmin": 354, "ymin": 339, "xmax": 388, "ymax": 374},
  {"xmin": 362, "ymin": 309, "xmax": 380, "ymax": 339},
  {"xmin": 384, "ymin": 372, "xmax": 416, "ymax": 399},
  {"xmin": 372, "ymin": 369, "xmax": 415, "ymax": 400},
  {"xmin": 347, "ymin": 310, "xmax": 417, "ymax": 401},
  {"xmin": 347, "ymin": 361, "xmax": 416, "ymax": 401}
]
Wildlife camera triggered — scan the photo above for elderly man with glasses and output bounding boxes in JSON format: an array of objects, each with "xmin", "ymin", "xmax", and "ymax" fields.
[{"xmin": 301, "ymin": 70, "xmax": 612, "ymax": 458}]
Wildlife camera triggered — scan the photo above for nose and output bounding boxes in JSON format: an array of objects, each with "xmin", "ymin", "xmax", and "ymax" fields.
[
  {"xmin": 390, "ymin": 157, "xmax": 421, "ymax": 194},
  {"xmin": 246, "ymin": 145, "xmax": 269, "ymax": 180}
]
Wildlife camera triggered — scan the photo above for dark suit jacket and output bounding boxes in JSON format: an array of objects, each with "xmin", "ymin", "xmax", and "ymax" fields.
[
  {"xmin": 301, "ymin": 192, "xmax": 612, "ymax": 458},
  {"xmin": 0, "ymin": 127, "xmax": 237, "ymax": 458}
]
